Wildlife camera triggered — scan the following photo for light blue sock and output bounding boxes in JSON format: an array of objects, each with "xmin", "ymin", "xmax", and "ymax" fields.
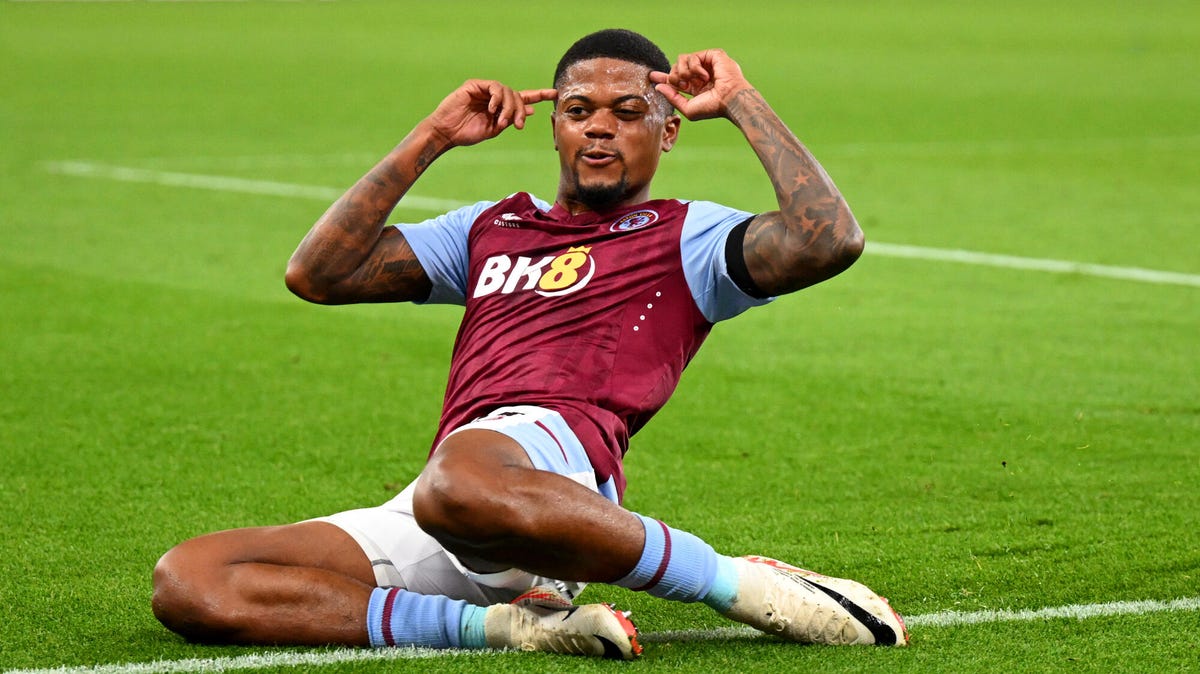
[
  {"xmin": 459, "ymin": 604, "xmax": 489, "ymax": 649},
  {"xmin": 613, "ymin": 513, "xmax": 739, "ymax": 611},
  {"xmin": 702, "ymin": 555, "xmax": 739, "ymax": 612},
  {"xmin": 367, "ymin": 587, "xmax": 476, "ymax": 649}
]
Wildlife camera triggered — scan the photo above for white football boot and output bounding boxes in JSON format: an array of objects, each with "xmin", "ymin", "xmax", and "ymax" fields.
[
  {"xmin": 484, "ymin": 585, "xmax": 642, "ymax": 659},
  {"xmin": 723, "ymin": 556, "xmax": 909, "ymax": 646}
]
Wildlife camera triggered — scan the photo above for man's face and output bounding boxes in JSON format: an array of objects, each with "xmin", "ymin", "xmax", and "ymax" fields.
[{"xmin": 552, "ymin": 57, "xmax": 679, "ymax": 213}]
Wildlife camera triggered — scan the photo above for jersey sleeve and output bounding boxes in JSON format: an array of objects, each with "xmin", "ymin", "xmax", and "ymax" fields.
[
  {"xmin": 394, "ymin": 201, "xmax": 495, "ymax": 305},
  {"xmin": 680, "ymin": 200, "xmax": 775, "ymax": 323}
]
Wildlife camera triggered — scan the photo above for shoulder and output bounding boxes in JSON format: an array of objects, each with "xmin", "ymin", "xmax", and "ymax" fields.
[
  {"xmin": 679, "ymin": 200, "xmax": 756, "ymax": 241},
  {"xmin": 682, "ymin": 199, "xmax": 752, "ymax": 221},
  {"xmin": 676, "ymin": 200, "xmax": 770, "ymax": 323}
]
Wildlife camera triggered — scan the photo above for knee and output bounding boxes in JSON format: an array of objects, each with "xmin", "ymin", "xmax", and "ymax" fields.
[
  {"xmin": 151, "ymin": 540, "xmax": 235, "ymax": 642},
  {"xmin": 411, "ymin": 454, "xmax": 525, "ymax": 548}
]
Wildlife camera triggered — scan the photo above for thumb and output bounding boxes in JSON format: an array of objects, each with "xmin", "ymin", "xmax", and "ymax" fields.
[{"xmin": 654, "ymin": 83, "xmax": 691, "ymax": 114}]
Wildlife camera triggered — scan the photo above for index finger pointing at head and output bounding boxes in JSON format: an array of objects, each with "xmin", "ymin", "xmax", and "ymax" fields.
[{"xmin": 520, "ymin": 88, "xmax": 559, "ymax": 105}]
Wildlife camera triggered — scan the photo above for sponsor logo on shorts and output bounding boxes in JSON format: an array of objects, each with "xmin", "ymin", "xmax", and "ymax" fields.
[
  {"xmin": 610, "ymin": 209, "xmax": 658, "ymax": 232},
  {"xmin": 473, "ymin": 246, "xmax": 596, "ymax": 299}
]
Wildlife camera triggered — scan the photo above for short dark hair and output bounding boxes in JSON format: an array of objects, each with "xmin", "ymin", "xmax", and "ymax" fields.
[{"xmin": 553, "ymin": 29, "xmax": 670, "ymax": 89}]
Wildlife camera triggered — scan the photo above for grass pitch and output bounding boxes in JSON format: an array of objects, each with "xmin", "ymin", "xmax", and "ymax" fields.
[{"xmin": 1, "ymin": 1, "xmax": 1197, "ymax": 672}]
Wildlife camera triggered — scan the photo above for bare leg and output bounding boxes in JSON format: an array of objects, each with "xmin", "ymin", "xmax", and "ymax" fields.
[
  {"xmin": 152, "ymin": 521, "xmax": 375, "ymax": 645},
  {"xmin": 412, "ymin": 429, "xmax": 645, "ymax": 582},
  {"xmin": 153, "ymin": 430, "xmax": 649, "ymax": 648}
]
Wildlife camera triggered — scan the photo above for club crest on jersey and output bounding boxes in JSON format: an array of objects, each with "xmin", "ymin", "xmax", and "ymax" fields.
[
  {"xmin": 473, "ymin": 246, "xmax": 596, "ymax": 299},
  {"xmin": 610, "ymin": 209, "xmax": 658, "ymax": 232}
]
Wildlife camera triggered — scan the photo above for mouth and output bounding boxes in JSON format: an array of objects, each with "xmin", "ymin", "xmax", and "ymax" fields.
[{"xmin": 579, "ymin": 147, "xmax": 620, "ymax": 168}]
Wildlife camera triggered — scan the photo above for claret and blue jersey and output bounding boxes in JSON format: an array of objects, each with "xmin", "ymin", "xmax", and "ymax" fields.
[{"xmin": 397, "ymin": 193, "xmax": 773, "ymax": 499}]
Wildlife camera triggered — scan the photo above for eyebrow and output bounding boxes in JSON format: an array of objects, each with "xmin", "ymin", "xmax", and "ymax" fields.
[{"xmin": 560, "ymin": 94, "xmax": 650, "ymax": 106}]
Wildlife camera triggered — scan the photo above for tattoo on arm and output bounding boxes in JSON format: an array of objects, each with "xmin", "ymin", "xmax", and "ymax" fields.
[
  {"xmin": 331, "ymin": 140, "xmax": 438, "ymax": 237},
  {"xmin": 727, "ymin": 89, "xmax": 861, "ymax": 295},
  {"xmin": 333, "ymin": 229, "xmax": 433, "ymax": 304},
  {"xmin": 293, "ymin": 137, "xmax": 442, "ymax": 303}
]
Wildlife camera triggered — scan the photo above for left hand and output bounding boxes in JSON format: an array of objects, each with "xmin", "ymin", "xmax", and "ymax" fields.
[{"xmin": 649, "ymin": 49, "xmax": 754, "ymax": 121}]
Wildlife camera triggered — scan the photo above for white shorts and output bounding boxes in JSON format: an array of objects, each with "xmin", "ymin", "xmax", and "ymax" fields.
[{"xmin": 312, "ymin": 405, "xmax": 615, "ymax": 605}]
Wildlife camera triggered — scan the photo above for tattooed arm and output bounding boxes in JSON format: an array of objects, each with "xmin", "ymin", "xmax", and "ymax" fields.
[
  {"xmin": 285, "ymin": 81, "xmax": 557, "ymax": 305},
  {"xmin": 651, "ymin": 50, "xmax": 863, "ymax": 296}
]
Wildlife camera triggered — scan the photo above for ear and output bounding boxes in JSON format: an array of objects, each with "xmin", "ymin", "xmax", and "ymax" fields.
[
  {"xmin": 551, "ymin": 111, "xmax": 559, "ymax": 151},
  {"xmin": 661, "ymin": 114, "xmax": 681, "ymax": 152}
]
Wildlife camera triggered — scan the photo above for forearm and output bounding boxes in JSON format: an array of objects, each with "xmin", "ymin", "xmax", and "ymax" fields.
[
  {"xmin": 726, "ymin": 89, "xmax": 863, "ymax": 293},
  {"xmin": 285, "ymin": 122, "xmax": 448, "ymax": 301}
]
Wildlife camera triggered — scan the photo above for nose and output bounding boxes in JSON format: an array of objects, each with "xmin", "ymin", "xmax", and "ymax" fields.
[{"xmin": 584, "ymin": 109, "xmax": 616, "ymax": 138}]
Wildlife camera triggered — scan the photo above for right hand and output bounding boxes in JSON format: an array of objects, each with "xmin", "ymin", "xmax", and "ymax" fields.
[{"xmin": 423, "ymin": 80, "xmax": 557, "ymax": 148}]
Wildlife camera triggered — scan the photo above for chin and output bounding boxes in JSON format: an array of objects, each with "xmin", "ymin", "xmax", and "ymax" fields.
[
  {"xmin": 576, "ymin": 187, "xmax": 626, "ymax": 211},
  {"xmin": 572, "ymin": 175, "xmax": 630, "ymax": 212}
]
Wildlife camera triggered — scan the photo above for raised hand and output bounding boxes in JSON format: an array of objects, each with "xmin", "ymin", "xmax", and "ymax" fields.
[
  {"xmin": 423, "ymin": 80, "xmax": 558, "ymax": 148},
  {"xmin": 649, "ymin": 49, "xmax": 754, "ymax": 121}
]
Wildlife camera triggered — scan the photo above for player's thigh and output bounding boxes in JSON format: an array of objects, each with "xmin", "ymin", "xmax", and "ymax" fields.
[{"xmin": 159, "ymin": 521, "xmax": 375, "ymax": 587}]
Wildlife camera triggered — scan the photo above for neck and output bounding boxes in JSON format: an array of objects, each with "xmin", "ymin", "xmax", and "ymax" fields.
[{"xmin": 555, "ymin": 184, "xmax": 652, "ymax": 216}]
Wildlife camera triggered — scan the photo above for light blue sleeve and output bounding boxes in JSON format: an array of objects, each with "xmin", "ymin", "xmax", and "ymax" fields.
[
  {"xmin": 395, "ymin": 200, "xmax": 496, "ymax": 305},
  {"xmin": 680, "ymin": 200, "xmax": 775, "ymax": 323}
]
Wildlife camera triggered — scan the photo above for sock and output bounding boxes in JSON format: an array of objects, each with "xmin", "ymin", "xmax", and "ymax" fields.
[
  {"xmin": 367, "ymin": 587, "xmax": 481, "ymax": 649},
  {"xmin": 459, "ymin": 604, "xmax": 488, "ymax": 649},
  {"xmin": 613, "ymin": 513, "xmax": 739, "ymax": 611},
  {"xmin": 703, "ymin": 555, "xmax": 739, "ymax": 612}
]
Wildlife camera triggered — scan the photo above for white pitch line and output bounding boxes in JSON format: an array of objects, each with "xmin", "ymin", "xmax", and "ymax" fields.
[
  {"xmin": 644, "ymin": 596, "xmax": 1200, "ymax": 640},
  {"xmin": 41, "ymin": 161, "xmax": 465, "ymax": 213},
  {"xmin": 0, "ymin": 648, "xmax": 488, "ymax": 674},
  {"xmin": 818, "ymin": 133, "xmax": 1200, "ymax": 158},
  {"xmin": 5, "ymin": 597, "xmax": 1198, "ymax": 674},
  {"xmin": 905, "ymin": 596, "xmax": 1200, "ymax": 627},
  {"xmin": 867, "ymin": 242, "xmax": 1200, "ymax": 288},
  {"xmin": 42, "ymin": 160, "xmax": 1200, "ymax": 289}
]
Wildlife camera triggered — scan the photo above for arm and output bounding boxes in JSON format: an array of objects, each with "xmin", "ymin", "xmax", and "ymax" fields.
[
  {"xmin": 285, "ymin": 81, "xmax": 557, "ymax": 305},
  {"xmin": 651, "ymin": 50, "xmax": 863, "ymax": 296}
]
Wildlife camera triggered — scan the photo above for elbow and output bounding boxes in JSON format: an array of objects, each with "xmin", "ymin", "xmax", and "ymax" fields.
[
  {"xmin": 817, "ymin": 205, "xmax": 865, "ymax": 276},
  {"xmin": 831, "ymin": 200, "xmax": 865, "ymax": 267},
  {"xmin": 800, "ymin": 242, "xmax": 861, "ymax": 286},
  {"xmin": 284, "ymin": 259, "xmax": 331, "ymax": 305},
  {"xmin": 775, "ymin": 220, "xmax": 864, "ymax": 293},
  {"xmin": 838, "ymin": 225, "xmax": 866, "ymax": 270},
  {"xmin": 799, "ymin": 197, "xmax": 864, "ymax": 279},
  {"xmin": 804, "ymin": 219, "xmax": 864, "ymax": 281}
]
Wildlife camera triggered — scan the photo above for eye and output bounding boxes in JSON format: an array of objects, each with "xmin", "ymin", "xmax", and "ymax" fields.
[{"xmin": 564, "ymin": 105, "xmax": 588, "ymax": 117}]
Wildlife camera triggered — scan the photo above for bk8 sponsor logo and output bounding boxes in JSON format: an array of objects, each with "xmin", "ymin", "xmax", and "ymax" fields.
[{"xmin": 473, "ymin": 246, "xmax": 596, "ymax": 298}]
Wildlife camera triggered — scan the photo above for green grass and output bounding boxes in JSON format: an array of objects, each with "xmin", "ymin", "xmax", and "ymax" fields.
[{"xmin": 1, "ymin": 1, "xmax": 1197, "ymax": 672}]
